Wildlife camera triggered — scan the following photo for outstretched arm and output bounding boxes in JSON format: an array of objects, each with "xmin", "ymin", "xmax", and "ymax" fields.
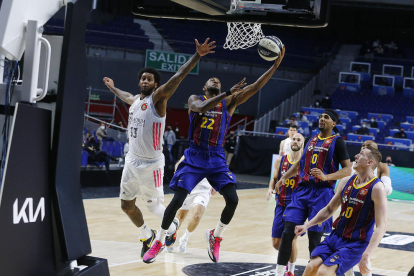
[
  {"xmin": 359, "ymin": 184, "xmax": 387, "ymax": 274},
  {"xmin": 226, "ymin": 46, "xmax": 285, "ymax": 114},
  {"xmin": 267, "ymin": 156, "xmax": 282, "ymax": 201},
  {"xmin": 188, "ymin": 78, "xmax": 247, "ymax": 114},
  {"xmin": 311, "ymin": 159, "xmax": 352, "ymax": 182},
  {"xmin": 103, "ymin": 78, "xmax": 138, "ymax": 105},
  {"xmin": 153, "ymin": 38, "xmax": 216, "ymax": 103}
]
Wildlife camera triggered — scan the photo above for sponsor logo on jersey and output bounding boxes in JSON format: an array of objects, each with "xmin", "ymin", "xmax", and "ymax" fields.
[
  {"xmin": 347, "ymin": 186, "xmax": 352, "ymax": 190},
  {"xmin": 141, "ymin": 103, "xmax": 148, "ymax": 111},
  {"xmin": 349, "ymin": 197, "xmax": 364, "ymax": 205},
  {"xmin": 204, "ymin": 110, "xmax": 222, "ymax": 118},
  {"xmin": 360, "ymin": 189, "xmax": 368, "ymax": 195},
  {"xmin": 284, "ymin": 162, "xmax": 288, "ymax": 165},
  {"xmin": 308, "ymin": 145, "xmax": 314, "ymax": 151},
  {"xmin": 342, "ymin": 195, "xmax": 348, "ymax": 203}
]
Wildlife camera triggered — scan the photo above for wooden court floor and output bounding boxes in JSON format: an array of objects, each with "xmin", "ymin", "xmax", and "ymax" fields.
[{"xmin": 84, "ymin": 189, "xmax": 414, "ymax": 276}]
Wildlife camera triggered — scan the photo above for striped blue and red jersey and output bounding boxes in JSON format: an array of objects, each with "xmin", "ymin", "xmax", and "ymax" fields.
[
  {"xmin": 299, "ymin": 134, "xmax": 341, "ymax": 187},
  {"xmin": 189, "ymin": 95, "xmax": 231, "ymax": 147},
  {"xmin": 277, "ymin": 154, "xmax": 300, "ymax": 206},
  {"xmin": 333, "ymin": 174, "xmax": 380, "ymax": 241}
]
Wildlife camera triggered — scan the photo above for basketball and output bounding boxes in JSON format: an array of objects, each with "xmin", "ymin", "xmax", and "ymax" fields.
[{"xmin": 257, "ymin": 36, "xmax": 283, "ymax": 61}]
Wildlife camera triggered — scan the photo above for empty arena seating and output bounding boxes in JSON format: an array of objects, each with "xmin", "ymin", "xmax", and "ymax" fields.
[
  {"xmin": 45, "ymin": 15, "xmax": 337, "ymax": 71},
  {"xmin": 44, "ymin": 16, "xmax": 154, "ymax": 51}
]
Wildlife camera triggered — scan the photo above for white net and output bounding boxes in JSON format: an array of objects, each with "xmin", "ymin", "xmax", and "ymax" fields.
[{"xmin": 224, "ymin": 22, "xmax": 264, "ymax": 50}]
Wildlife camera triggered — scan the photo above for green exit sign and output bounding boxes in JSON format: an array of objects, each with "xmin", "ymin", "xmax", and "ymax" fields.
[{"xmin": 145, "ymin": 50, "xmax": 199, "ymax": 75}]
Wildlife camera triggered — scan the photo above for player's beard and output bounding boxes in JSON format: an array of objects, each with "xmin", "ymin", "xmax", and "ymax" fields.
[
  {"xmin": 141, "ymin": 87, "xmax": 154, "ymax": 96},
  {"xmin": 291, "ymin": 145, "xmax": 300, "ymax": 152},
  {"xmin": 318, "ymin": 122, "xmax": 326, "ymax": 131},
  {"xmin": 206, "ymin": 86, "xmax": 220, "ymax": 96}
]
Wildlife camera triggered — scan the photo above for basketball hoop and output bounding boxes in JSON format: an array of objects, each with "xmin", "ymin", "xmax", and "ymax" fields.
[{"xmin": 223, "ymin": 22, "xmax": 264, "ymax": 50}]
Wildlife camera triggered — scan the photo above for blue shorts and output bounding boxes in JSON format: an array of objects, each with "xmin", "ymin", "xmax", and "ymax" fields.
[
  {"xmin": 170, "ymin": 145, "xmax": 237, "ymax": 193},
  {"xmin": 272, "ymin": 204, "xmax": 287, "ymax": 238},
  {"xmin": 284, "ymin": 184, "xmax": 334, "ymax": 233},
  {"xmin": 311, "ymin": 231, "xmax": 369, "ymax": 276}
]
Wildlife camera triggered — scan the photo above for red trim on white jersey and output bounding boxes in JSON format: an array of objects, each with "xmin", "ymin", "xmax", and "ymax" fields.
[{"xmin": 153, "ymin": 122, "xmax": 162, "ymax": 151}]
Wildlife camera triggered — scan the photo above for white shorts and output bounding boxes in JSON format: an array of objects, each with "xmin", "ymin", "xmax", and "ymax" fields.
[
  {"xmin": 180, "ymin": 190, "xmax": 211, "ymax": 210},
  {"xmin": 120, "ymin": 152, "xmax": 165, "ymax": 202}
]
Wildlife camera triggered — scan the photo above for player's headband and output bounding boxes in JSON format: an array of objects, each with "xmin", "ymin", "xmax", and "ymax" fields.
[{"xmin": 322, "ymin": 110, "xmax": 339, "ymax": 134}]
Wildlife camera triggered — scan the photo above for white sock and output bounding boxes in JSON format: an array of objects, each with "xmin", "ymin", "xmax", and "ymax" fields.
[
  {"xmin": 146, "ymin": 200, "xmax": 165, "ymax": 220},
  {"xmin": 288, "ymin": 262, "xmax": 295, "ymax": 272},
  {"xmin": 344, "ymin": 268, "xmax": 355, "ymax": 276},
  {"xmin": 275, "ymin": 264, "xmax": 286, "ymax": 276},
  {"xmin": 158, "ymin": 228, "xmax": 168, "ymax": 244},
  {"xmin": 214, "ymin": 221, "xmax": 228, "ymax": 238},
  {"xmin": 167, "ymin": 218, "xmax": 180, "ymax": 235},
  {"xmin": 181, "ymin": 229, "xmax": 192, "ymax": 241},
  {"xmin": 138, "ymin": 222, "xmax": 152, "ymax": 240}
]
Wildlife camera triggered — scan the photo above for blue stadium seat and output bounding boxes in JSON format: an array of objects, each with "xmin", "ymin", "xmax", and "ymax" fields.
[
  {"xmin": 81, "ymin": 150, "xmax": 89, "ymax": 167},
  {"xmin": 108, "ymin": 142, "xmax": 115, "ymax": 156},
  {"xmin": 112, "ymin": 142, "xmax": 122, "ymax": 157}
]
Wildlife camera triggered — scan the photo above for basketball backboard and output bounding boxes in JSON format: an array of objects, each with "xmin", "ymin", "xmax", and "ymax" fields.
[{"xmin": 132, "ymin": 0, "xmax": 330, "ymax": 27}]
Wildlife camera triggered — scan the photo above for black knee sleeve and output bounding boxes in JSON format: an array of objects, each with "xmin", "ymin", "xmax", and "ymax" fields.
[
  {"xmin": 308, "ymin": 231, "xmax": 323, "ymax": 256},
  {"xmin": 277, "ymin": 221, "xmax": 297, "ymax": 265},
  {"xmin": 220, "ymin": 184, "xmax": 239, "ymax": 224},
  {"xmin": 161, "ymin": 187, "xmax": 188, "ymax": 229}
]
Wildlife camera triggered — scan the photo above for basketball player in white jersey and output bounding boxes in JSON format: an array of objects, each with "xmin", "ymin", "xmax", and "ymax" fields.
[
  {"xmin": 103, "ymin": 38, "xmax": 216, "ymax": 258},
  {"xmin": 279, "ymin": 125, "xmax": 298, "ymax": 156},
  {"xmin": 167, "ymin": 155, "xmax": 216, "ymax": 253},
  {"xmin": 344, "ymin": 140, "xmax": 392, "ymax": 276}
]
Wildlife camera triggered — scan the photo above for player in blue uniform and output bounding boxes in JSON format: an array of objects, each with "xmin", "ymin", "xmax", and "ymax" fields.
[
  {"xmin": 295, "ymin": 146, "xmax": 387, "ymax": 276},
  {"xmin": 273, "ymin": 109, "xmax": 352, "ymax": 276},
  {"xmin": 267, "ymin": 133, "xmax": 304, "ymax": 276},
  {"xmin": 143, "ymin": 45, "xmax": 286, "ymax": 264}
]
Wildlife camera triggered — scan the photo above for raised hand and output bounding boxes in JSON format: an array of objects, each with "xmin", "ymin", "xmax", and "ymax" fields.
[
  {"xmin": 274, "ymin": 45, "xmax": 286, "ymax": 68},
  {"xmin": 195, "ymin": 38, "xmax": 216, "ymax": 57},
  {"xmin": 103, "ymin": 77, "xmax": 114, "ymax": 89},
  {"xmin": 229, "ymin": 78, "xmax": 247, "ymax": 95}
]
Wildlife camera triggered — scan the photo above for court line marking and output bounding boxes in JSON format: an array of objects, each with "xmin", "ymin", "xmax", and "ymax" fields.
[
  {"xmin": 229, "ymin": 265, "xmax": 272, "ymax": 276},
  {"xmin": 90, "ymin": 239, "xmax": 408, "ymax": 275}
]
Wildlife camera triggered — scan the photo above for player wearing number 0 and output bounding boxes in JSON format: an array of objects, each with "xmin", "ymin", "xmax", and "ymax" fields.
[
  {"xmin": 267, "ymin": 133, "xmax": 304, "ymax": 276},
  {"xmin": 274, "ymin": 109, "xmax": 352, "ymax": 276},
  {"xmin": 103, "ymin": 38, "xmax": 216, "ymax": 259},
  {"xmin": 296, "ymin": 146, "xmax": 387, "ymax": 276},
  {"xmin": 143, "ymin": 45, "xmax": 286, "ymax": 264}
]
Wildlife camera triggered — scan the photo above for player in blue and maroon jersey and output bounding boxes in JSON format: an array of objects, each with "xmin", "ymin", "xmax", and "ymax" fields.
[
  {"xmin": 296, "ymin": 146, "xmax": 387, "ymax": 276},
  {"xmin": 143, "ymin": 46, "xmax": 286, "ymax": 264},
  {"xmin": 267, "ymin": 133, "xmax": 304, "ymax": 276},
  {"xmin": 273, "ymin": 109, "xmax": 352, "ymax": 276}
]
